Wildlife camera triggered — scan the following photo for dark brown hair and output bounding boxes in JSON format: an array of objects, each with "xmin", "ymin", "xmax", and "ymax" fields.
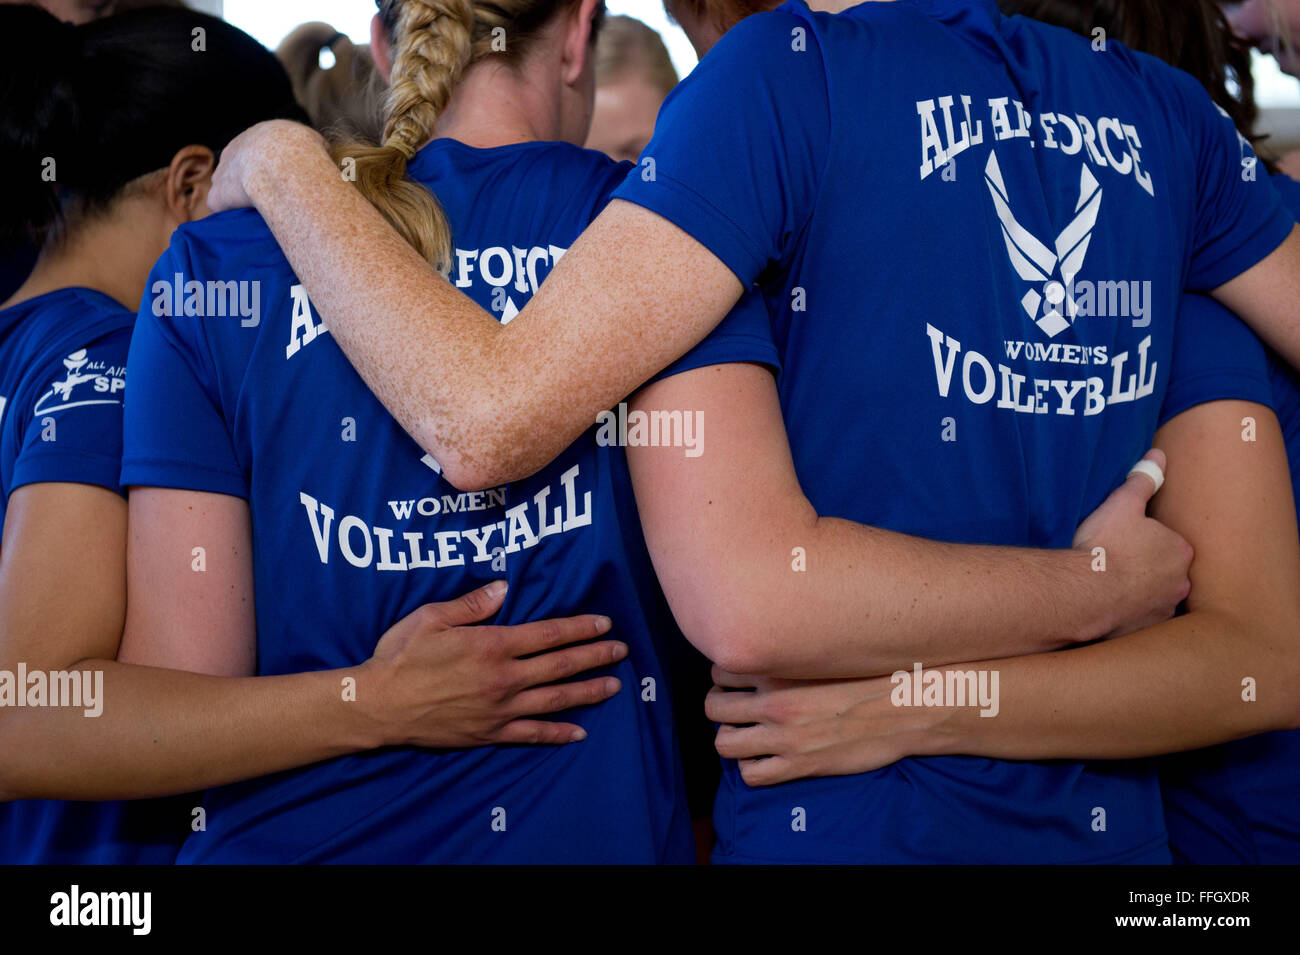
[
  {"xmin": 663, "ymin": 0, "xmax": 774, "ymax": 38},
  {"xmin": 1001, "ymin": 0, "xmax": 1276, "ymax": 171}
]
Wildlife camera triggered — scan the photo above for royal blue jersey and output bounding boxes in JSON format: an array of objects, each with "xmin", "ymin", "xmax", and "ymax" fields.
[
  {"xmin": 613, "ymin": 0, "xmax": 1293, "ymax": 862},
  {"xmin": 0, "ymin": 286, "xmax": 186, "ymax": 864},
  {"xmin": 122, "ymin": 139, "xmax": 777, "ymax": 863},
  {"xmin": 1160, "ymin": 175, "xmax": 1300, "ymax": 865}
]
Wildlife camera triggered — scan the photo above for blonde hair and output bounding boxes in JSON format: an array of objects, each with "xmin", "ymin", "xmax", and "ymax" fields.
[
  {"xmin": 276, "ymin": 22, "xmax": 386, "ymax": 143},
  {"xmin": 332, "ymin": 0, "xmax": 589, "ymax": 272},
  {"xmin": 595, "ymin": 15, "xmax": 677, "ymax": 97}
]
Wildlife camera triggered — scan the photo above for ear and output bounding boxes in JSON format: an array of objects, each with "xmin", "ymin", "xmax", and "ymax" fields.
[
  {"xmin": 561, "ymin": 0, "xmax": 604, "ymax": 87},
  {"xmin": 163, "ymin": 145, "xmax": 217, "ymax": 223},
  {"xmin": 371, "ymin": 12, "xmax": 394, "ymax": 84}
]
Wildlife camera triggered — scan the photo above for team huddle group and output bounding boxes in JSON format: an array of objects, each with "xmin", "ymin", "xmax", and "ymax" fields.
[{"xmin": 0, "ymin": 0, "xmax": 1299, "ymax": 865}]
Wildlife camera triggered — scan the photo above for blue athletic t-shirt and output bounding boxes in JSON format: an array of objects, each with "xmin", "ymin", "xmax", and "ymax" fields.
[
  {"xmin": 613, "ymin": 0, "xmax": 1293, "ymax": 862},
  {"xmin": 0, "ymin": 286, "xmax": 186, "ymax": 864},
  {"xmin": 1159, "ymin": 174, "xmax": 1300, "ymax": 865},
  {"xmin": 121, "ymin": 139, "xmax": 778, "ymax": 863}
]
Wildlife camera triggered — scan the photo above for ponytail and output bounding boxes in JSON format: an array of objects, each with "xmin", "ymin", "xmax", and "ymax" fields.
[
  {"xmin": 330, "ymin": 0, "xmax": 474, "ymax": 272},
  {"xmin": 335, "ymin": 0, "xmax": 596, "ymax": 271}
]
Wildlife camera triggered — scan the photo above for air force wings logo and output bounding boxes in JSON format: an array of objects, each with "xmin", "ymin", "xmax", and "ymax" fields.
[{"xmin": 985, "ymin": 152, "xmax": 1102, "ymax": 338}]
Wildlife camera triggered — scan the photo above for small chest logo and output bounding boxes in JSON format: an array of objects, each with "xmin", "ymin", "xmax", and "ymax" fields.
[{"xmin": 32, "ymin": 349, "xmax": 126, "ymax": 416}]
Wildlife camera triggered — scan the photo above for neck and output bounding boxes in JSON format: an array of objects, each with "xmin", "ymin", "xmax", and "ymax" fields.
[
  {"xmin": 2, "ymin": 211, "xmax": 159, "ymax": 313},
  {"xmin": 432, "ymin": 58, "xmax": 565, "ymax": 149}
]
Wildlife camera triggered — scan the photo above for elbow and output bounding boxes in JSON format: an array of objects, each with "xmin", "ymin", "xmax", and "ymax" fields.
[
  {"xmin": 431, "ymin": 403, "xmax": 553, "ymax": 493},
  {"xmin": 671, "ymin": 594, "xmax": 779, "ymax": 676},
  {"xmin": 1251, "ymin": 614, "xmax": 1300, "ymax": 733},
  {"xmin": 440, "ymin": 455, "xmax": 533, "ymax": 495},
  {"xmin": 439, "ymin": 460, "xmax": 506, "ymax": 495}
]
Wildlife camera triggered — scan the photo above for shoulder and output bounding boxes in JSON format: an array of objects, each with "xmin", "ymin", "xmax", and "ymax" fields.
[
  {"xmin": 9, "ymin": 291, "xmax": 133, "ymax": 396},
  {"xmin": 169, "ymin": 207, "xmax": 284, "ymax": 267},
  {"xmin": 1, "ymin": 293, "xmax": 133, "ymax": 457},
  {"xmin": 510, "ymin": 141, "xmax": 635, "ymax": 223}
]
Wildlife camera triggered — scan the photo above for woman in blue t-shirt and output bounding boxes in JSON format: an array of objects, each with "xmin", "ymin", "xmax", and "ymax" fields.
[
  {"xmin": 210, "ymin": 0, "xmax": 1300, "ymax": 863},
  {"xmin": 995, "ymin": 0, "xmax": 1300, "ymax": 865},
  {"xmin": 123, "ymin": 0, "xmax": 1201, "ymax": 864},
  {"xmin": 0, "ymin": 6, "xmax": 626, "ymax": 864},
  {"xmin": 116, "ymin": 0, "xmax": 774, "ymax": 863}
]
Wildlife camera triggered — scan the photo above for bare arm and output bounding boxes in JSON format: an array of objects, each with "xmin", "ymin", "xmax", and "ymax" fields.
[
  {"xmin": 212, "ymin": 123, "xmax": 745, "ymax": 490},
  {"xmin": 0, "ymin": 483, "xmax": 367, "ymax": 799},
  {"xmin": 708, "ymin": 400, "xmax": 1300, "ymax": 784},
  {"xmin": 213, "ymin": 127, "xmax": 1300, "ymax": 494},
  {"xmin": 0, "ymin": 484, "xmax": 623, "ymax": 801},
  {"xmin": 1213, "ymin": 227, "xmax": 1300, "ymax": 369},
  {"xmin": 626, "ymin": 363, "xmax": 1191, "ymax": 677}
]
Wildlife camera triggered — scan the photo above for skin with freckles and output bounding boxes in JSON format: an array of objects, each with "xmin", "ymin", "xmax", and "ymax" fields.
[
  {"xmin": 0, "ymin": 8, "xmax": 625, "ymax": 803},
  {"xmin": 206, "ymin": 0, "xmax": 1300, "ymax": 783}
]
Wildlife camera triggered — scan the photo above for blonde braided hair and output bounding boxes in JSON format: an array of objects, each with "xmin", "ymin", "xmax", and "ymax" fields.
[{"xmin": 331, "ymin": 0, "xmax": 592, "ymax": 272}]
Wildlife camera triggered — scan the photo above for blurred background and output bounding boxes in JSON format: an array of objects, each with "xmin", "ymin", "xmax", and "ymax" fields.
[
  {"xmin": 222, "ymin": 0, "xmax": 699, "ymax": 78},
  {"xmin": 212, "ymin": 0, "xmax": 1300, "ymax": 149}
]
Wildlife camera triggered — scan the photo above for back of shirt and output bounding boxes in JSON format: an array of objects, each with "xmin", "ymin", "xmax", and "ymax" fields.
[
  {"xmin": 614, "ymin": 0, "xmax": 1292, "ymax": 861},
  {"xmin": 0, "ymin": 287, "xmax": 187, "ymax": 864},
  {"xmin": 124, "ymin": 140, "xmax": 775, "ymax": 862}
]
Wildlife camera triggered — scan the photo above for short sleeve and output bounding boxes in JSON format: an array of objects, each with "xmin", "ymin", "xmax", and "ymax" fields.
[
  {"xmin": 1158, "ymin": 293, "xmax": 1274, "ymax": 427},
  {"xmin": 610, "ymin": 10, "xmax": 832, "ymax": 287},
  {"xmin": 1171, "ymin": 70, "xmax": 1295, "ymax": 290},
  {"xmin": 120, "ymin": 244, "xmax": 248, "ymax": 499},
  {"xmin": 10, "ymin": 326, "xmax": 133, "ymax": 497},
  {"xmin": 647, "ymin": 288, "xmax": 780, "ymax": 386}
]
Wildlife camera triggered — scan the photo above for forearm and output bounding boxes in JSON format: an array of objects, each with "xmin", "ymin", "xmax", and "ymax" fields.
[
  {"xmin": 709, "ymin": 515, "xmax": 1114, "ymax": 678},
  {"xmin": 239, "ymin": 131, "xmax": 744, "ymax": 489},
  {"xmin": 0, "ymin": 660, "xmax": 385, "ymax": 801},
  {"xmin": 242, "ymin": 142, "xmax": 519, "ymax": 487},
  {"xmin": 920, "ymin": 606, "xmax": 1300, "ymax": 760}
]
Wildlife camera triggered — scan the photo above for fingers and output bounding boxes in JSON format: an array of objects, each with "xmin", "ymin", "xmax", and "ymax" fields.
[
  {"xmin": 493, "ymin": 720, "xmax": 590, "ymax": 746},
  {"xmin": 421, "ymin": 581, "xmax": 509, "ymax": 630},
  {"xmin": 737, "ymin": 756, "xmax": 799, "ymax": 787},
  {"xmin": 1124, "ymin": 448, "xmax": 1167, "ymax": 499},
  {"xmin": 704, "ymin": 684, "xmax": 763, "ymax": 724},
  {"xmin": 711, "ymin": 664, "xmax": 762, "ymax": 689},
  {"xmin": 509, "ymin": 676, "xmax": 622, "ymax": 718},
  {"xmin": 714, "ymin": 723, "xmax": 776, "ymax": 760},
  {"xmin": 514, "ymin": 640, "xmax": 627, "ymax": 688},
  {"xmin": 504, "ymin": 613, "xmax": 613, "ymax": 657}
]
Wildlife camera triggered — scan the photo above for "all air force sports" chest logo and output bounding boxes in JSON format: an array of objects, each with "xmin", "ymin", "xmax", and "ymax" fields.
[{"xmin": 31, "ymin": 349, "xmax": 126, "ymax": 417}]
